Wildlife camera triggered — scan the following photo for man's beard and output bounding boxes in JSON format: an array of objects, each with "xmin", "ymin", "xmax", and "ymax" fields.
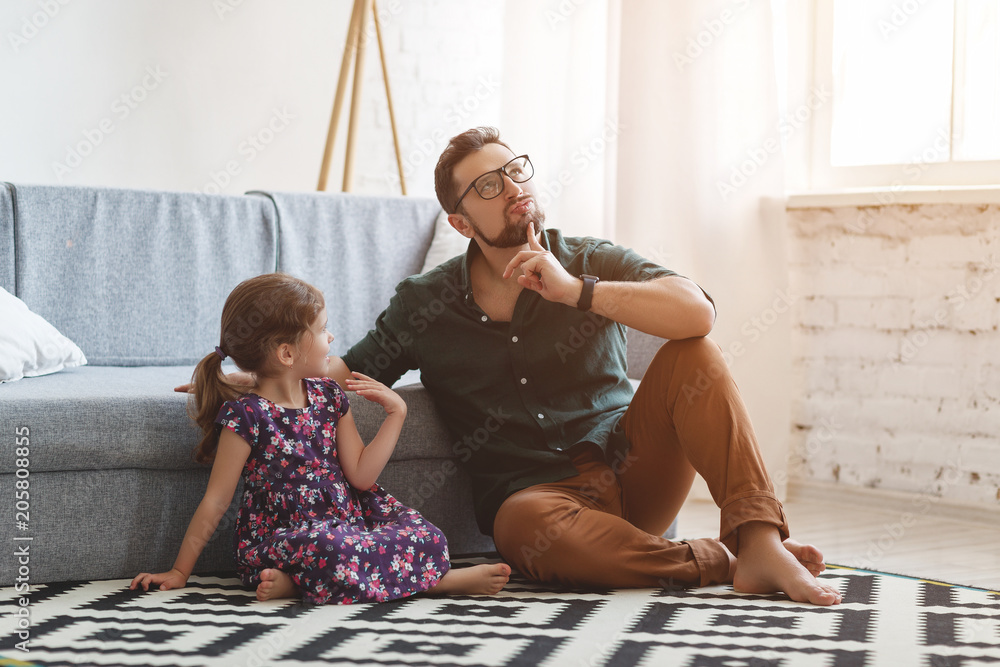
[{"xmin": 463, "ymin": 197, "xmax": 546, "ymax": 249}]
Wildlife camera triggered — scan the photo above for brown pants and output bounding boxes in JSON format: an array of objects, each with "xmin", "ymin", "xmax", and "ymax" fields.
[{"xmin": 492, "ymin": 337, "xmax": 789, "ymax": 588}]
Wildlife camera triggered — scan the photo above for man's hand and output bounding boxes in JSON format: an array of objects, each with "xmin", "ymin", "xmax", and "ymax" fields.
[{"xmin": 502, "ymin": 222, "xmax": 582, "ymax": 307}]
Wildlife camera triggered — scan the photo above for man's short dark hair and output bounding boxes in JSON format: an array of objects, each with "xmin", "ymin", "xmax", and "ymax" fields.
[{"xmin": 434, "ymin": 127, "xmax": 512, "ymax": 214}]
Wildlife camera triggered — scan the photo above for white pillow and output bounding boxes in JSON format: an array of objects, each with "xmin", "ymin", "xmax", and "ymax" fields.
[
  {"xmin": 0, "ymin": 286, "xmax": 87, "ymax": 383},
  {"xmin": 420, "ymin": 209, "xmax": 470, "ymax": 274}
]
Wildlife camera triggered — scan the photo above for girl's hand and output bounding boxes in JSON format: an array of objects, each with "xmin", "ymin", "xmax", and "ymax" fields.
[
  {"xmin": 129, "ymin": 568, "xmax": 188, "ymax": 592},
  {"xmin": 343, "ymin": 372, "xmax": 407, "ymax": 417}
]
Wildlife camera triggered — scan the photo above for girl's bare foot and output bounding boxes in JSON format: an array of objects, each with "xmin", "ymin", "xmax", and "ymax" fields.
[
  {"xmin": 257, "ymin": 568, "xmax": 298, "ymax": 602},
  {"xmin": 731, "ymin": 522, "xmax": 842, "ymax": 606},
  {"xmin": 427, "ymin": 563, "xmax": 511, "ymax": 596}
]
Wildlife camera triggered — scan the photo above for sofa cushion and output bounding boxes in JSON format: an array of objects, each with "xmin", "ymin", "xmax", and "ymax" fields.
[
  {"xmin": 626, "ymin": 328, "xmax": 667, "ymax": 380},
  {"xmin": 0, "ymin": 365, "xmax": 202, "ymax": 472},
  {"xmin": 0, "ymin": 183, "xmax": 13, "ymax": 293},
  {"xmin": 254, "ymin": 191, "xmax": 440, "ymax": 356},
  {"xmin": 0, "ymin": 365, "xmax": 457, "ymax": 473},
  {"xmin": 420, "ymin": 208, "xmax": 470, "ymax": 274},
  {"xmin": 8, "ymin": 184, "xmax": 277, "ymax": 365}
]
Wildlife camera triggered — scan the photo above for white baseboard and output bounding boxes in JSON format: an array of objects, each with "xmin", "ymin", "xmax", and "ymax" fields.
[{"xmin": 787, "ymin": 480, "xmax": 1000, "ymax": 525}]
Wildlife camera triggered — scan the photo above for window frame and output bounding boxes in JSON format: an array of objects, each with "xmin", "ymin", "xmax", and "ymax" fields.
[{"xmin": 807, "ymin": 0, "xmax": 1000, "ymax": 191}]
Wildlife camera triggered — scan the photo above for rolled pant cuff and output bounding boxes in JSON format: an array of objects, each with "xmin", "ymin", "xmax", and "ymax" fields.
[
  {"xmin": 686, "ymin": 538, "xmax": 732, "ymax": 587},
  {"xmin": 719, "ymin": 491, "xmax": 789, "ymax": 555}
]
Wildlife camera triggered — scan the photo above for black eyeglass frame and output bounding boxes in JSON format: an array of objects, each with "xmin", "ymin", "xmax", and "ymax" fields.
[{"xmin": 452, "ymin": 154, "xmax": 533, "ymax": 213}]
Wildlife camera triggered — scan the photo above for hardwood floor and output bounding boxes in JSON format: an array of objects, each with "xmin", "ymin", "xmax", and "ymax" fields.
[{"xmin": 676, "ymin": 482, "xmax": 1000, "ymax": 591}]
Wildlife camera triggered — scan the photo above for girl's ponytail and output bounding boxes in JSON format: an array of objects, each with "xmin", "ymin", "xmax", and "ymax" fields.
[{"xmin": 189, "ymin": 349, "xmax": 243, "ymax": 464}]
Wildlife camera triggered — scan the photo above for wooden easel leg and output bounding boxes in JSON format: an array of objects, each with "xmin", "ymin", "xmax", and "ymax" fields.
[
  {"xmin": 373, "ymin": 0, "xmax": 407, "ymax": 195},
  {"xmin": 317, "ymin": 0, "xmax": 365, "ymax": 191},
  {"xmin": 343, "ymin": 0, "xmax": 374, "ymax": 192}
]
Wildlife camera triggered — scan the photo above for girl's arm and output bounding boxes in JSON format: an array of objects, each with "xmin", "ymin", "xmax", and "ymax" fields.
[
  {"xmin": 130, "ymin": 429, "xmax": 250, "ymax": 591},
  {"xmin": 337, "ymin": 372, "xmax": 407, "ymax": 490}
]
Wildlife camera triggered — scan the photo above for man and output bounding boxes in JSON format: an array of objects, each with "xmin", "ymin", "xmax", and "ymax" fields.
[{"xmin": 332, "ymin": 127, "xmax": 840, "ymax": 605}]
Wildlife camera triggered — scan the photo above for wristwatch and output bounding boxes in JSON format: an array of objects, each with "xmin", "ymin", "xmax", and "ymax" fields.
[{"xmin": 577, "ymin": 274, "xmax": 599, "ymax": 311}]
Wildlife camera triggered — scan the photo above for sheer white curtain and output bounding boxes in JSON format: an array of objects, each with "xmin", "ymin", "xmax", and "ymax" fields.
[
  {"xmin": 614, "ymin": 0, "xmax": 792, "ymax": 499},
  {"xmin": 500, "ymin": 0, "xmax": 615, "ymax": 239}
]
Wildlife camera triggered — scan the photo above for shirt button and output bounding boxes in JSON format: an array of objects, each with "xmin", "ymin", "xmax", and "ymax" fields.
[
  {"xmin": 520, "ymin": 378, "xmax": 527, "ymax": 384},
  {"xmin": 537, "ymin": 413, "xmax": 544, "ymax": 419},
  {"xmin": 481, "ymin": 315, "xmax": 488, "ymax": 322},
  {"xmin": 511, "ymin": 336, "xmax": 518, "ymax": 343}
]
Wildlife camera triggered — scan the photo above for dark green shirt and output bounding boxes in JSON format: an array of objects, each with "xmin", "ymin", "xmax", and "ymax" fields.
[{"xmin": 342, "ymin": 229, "xmax": 689, "ymax": 535}]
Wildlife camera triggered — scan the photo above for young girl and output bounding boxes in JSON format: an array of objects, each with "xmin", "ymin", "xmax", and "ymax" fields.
[{"xmin": 131, "ymin": 273, "xmax": 510, "ymax": 604}]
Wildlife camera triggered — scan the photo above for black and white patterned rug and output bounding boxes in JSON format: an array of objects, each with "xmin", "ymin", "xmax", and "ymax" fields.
[{"xmin": 1, "ymin": 556, "xmax": 998, "ymax": 667}]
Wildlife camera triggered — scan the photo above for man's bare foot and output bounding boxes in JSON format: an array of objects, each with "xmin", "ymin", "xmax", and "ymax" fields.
[
  {"xmin": 720, "ymin": 537, "xmax": 826, "ymax": 581},
  {"xmin": 731, "ymin": 522, "xmax": 842, "ymax": 606},
  {"xmin": 257, "ymin": 568, "xmax": 298, "ymax": 602},
  {"xmin": 783, "ymin": 538, "xmax": 826, "ymax": 577},
  {"xmin": 427, "ymin": 563, "xmax": 511, "ymax": 596}
]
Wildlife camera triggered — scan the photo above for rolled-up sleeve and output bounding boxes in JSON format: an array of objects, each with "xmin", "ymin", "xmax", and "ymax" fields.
[{"xmin": 586, "ymin": 241, "xmax": 715, "ymax": 314}]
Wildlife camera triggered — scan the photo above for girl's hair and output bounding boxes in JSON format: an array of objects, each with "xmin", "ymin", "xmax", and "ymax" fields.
[{"xmin": 190, "ymin": 272, "xmax": 325, "ymax": 463}]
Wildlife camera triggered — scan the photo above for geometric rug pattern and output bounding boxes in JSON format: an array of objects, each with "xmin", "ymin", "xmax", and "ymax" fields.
[{"xmin": 1, "ymin": 557, "xmax": 998, "ymax": 667}]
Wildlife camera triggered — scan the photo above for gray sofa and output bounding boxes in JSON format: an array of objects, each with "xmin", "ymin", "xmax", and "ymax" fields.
[{"xmin": 0, "ymin": 182, "xmax": 670, "ymax": 586}]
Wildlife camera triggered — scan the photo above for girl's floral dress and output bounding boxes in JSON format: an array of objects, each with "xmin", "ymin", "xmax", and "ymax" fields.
[{"xmin": 216, "ymin": 378, "xmax": 450, "ymax": 604}]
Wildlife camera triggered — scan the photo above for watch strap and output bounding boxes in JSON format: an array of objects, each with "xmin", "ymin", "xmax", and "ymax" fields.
[{"xmin": 577, "ymin": 274, "xmax": 599, "ymax": 311}]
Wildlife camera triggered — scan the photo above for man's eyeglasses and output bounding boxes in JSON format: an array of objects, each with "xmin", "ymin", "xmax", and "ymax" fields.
[{"xmin": 453, "ymin": 155, "xmax": 533, "ymax": 212}]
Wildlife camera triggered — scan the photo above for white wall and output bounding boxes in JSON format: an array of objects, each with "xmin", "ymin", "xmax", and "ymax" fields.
[
  {"xmin": 1, "ymin": 0, "xmax": 613, "ymax": 240},
  {"xmin": 1, "ymin": 0, "xmax": 504, "ymax": 201},
  {"xmin": 614, "ymin": 0, "xmax": 793, "ymax": 500},
  {"xmin": 788, "ymin": 202, "xmax": 1000, "ymax": 508}
]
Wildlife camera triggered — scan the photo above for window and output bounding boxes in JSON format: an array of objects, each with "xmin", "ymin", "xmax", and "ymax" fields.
[{"xmin": 809, "ymin": 0, "xmax": 1000, "ymax": 190}]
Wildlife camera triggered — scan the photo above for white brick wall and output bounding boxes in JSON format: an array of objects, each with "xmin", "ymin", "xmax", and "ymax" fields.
[
  {"xmin": 788, "ymin": 203, "xmax": 1000, "ymax": 508},
  {"xmin": 348, "ymin": 1, "xmax": 505, "ymax": 199}
]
